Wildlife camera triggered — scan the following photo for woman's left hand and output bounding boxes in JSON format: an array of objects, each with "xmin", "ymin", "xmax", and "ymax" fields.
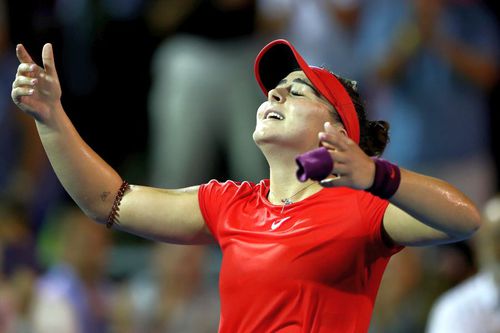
[{"xmin": 318, "ymin": 122, "xmax": 375, "ymax": 190}]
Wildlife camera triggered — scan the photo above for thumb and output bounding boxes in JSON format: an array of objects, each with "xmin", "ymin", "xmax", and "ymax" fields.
[
  {"xmin": 16, "ymin": 44, "xmax": 35, "ymax": 64},
  {"xmin": 42, "ymin": 43, "xmax": 58, "ymax": 77}
]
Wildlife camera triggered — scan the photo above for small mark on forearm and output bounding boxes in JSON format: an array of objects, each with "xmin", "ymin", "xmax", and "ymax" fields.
[{"xmin": 100, "ymin": 191, "xmax": 111, "ymax": 202}]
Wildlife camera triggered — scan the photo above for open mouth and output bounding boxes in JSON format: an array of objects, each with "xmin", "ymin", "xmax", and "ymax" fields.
[{"xmin": 265, "ymin": 111, "xmax": 285, "ymax": 120}]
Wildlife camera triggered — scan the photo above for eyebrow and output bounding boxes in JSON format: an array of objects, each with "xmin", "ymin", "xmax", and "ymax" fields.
[{"xmin": 277, "ymin": 78, "xmax": 321, "ymax": 97}]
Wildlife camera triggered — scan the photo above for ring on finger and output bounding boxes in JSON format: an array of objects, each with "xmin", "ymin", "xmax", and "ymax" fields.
[{"xmin": 319, "ymin": 174, "xmax": 341, "ymax": 187}]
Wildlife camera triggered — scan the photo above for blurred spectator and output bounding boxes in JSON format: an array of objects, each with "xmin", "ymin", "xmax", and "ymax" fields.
[
  {"xmin": 30, "ymin": 206, "xmax": 113, "ymax": 333},
  {"xmin": 0, "ymin": 267, "xmax": 35, "ymax": 333},
  {"xmin": 0, "ymin": 201, "xmax": 38, "ymax": 333},
  {"xmin": 111, "ymin": 243, "xmax": 220, "ymax": 333},
  {"xmin": 371, "ymin": 241, "xmax": 477, "ymax": 332},
  {"xmin": 147, "ymin": 0, "xmax": 267, "ymax": 187},
  {"xmin": 256, "ymin": 0, "xmax": 396, "ymax": 82},
  {"xmin": 368, "ymin": 0, "xmax": 500, "ymax": 207},
  {"xmin": 426, "ymin": 195, "xmax": 500, "ymax": 332}
]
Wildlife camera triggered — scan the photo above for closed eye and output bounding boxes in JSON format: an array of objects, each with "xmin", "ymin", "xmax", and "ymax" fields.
[{"xmin": 277, "ymin": 78, "xmax": 321, "ymax": 98}]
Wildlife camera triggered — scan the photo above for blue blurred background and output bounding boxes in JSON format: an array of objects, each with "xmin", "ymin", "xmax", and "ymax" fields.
[{"xmin": 0, "ymin": 0, "xmax": 499, "ymax": 332}]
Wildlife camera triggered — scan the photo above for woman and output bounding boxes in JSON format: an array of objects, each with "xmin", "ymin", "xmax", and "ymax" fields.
[{"xmin": 11, "ymin": 39, "xmax": 480, "ymax": 332}]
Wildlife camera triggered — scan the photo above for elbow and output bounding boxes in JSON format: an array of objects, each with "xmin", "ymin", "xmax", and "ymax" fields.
[
  {"xmin": 467, "ymin": 202, "xmax": 482, "ymax": 232},
  {"xmin": 77, "ymin": 200, "xmax": 112, "ymax": 225},
  {"xmin": 467, "ymin": 205, "xmax": 482, "ymax": 235},
  {"xmin": 453, "ymin": 204, "xmax": 482, "ymax": 240},
  {"xmin": 80, "ymin": 206, "xmax": 106, "ymax": 225}
]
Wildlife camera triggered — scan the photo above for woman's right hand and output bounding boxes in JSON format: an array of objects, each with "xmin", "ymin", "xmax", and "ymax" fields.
[{"xmin": 11, "ymin": 43, "xmax": 62, "ymax": 122}]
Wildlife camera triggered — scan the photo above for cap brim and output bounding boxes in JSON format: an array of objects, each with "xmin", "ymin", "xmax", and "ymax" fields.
[
  {"xmin": 254, "ymin": 39, "xmax": 336, "ymax": 107},
  {"xmin": 254, "ymin": 39, "xmax": 312, "ymax": 95}
]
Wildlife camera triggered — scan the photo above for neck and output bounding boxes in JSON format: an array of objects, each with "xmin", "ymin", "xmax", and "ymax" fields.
[{"xmin": 263, "ymin": 146, "xmax": 321, "ymax": 205}]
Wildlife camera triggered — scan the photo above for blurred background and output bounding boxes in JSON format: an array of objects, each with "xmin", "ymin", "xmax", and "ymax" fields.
[{"xmin": 0, "ymin": 0, "xmax": 499, "ymax": 332}]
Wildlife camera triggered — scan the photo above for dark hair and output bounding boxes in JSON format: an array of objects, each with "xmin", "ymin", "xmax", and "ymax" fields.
[{"xmin": 334, "ymin": 75, "xmax": 390, "ymax": 157}]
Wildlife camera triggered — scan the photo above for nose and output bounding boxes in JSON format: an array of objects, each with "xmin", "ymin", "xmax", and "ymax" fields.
[{"xmin": 268, "ymin": 87, "xmax": 286, "ymax": 103}]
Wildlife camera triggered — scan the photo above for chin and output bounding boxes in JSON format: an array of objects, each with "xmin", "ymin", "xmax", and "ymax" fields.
[
  {"xmin": 252, "ymin": 130, "xmax": 273, "ymax": 147},
  {"xmin": 252, "ymin": 128, "xmax": 261, "ymax": 143},
  {"xmin": 252, "ymin": 124, "xmax": 275, "ymax": 143}
]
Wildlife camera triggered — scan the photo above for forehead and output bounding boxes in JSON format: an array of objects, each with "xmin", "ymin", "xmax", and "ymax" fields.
[
  {"xmin": 277, "ymin": 71, "xmax": 318, "ymax": 95},
  {"xmin": 280, "ymin": 70, "xmax": 311, "ymax": 84}
]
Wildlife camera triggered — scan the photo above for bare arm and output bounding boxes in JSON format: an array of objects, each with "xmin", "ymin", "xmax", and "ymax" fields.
[
  {"xmin": 319, "ymin": 122, "xmax": 481, "ymax": 246},
  {"xmin": 383, "ymin": 169, "xmax": 480, "ymax": 246},
  {"xmin": 11, "ymin": 43, "xmax": 211, "ymax": 244}
]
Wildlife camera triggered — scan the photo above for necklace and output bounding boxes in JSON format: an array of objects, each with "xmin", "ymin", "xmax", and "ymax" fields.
[{"xmin": 270, "ymin": 182, "xmax": 316, "ymax": 213}]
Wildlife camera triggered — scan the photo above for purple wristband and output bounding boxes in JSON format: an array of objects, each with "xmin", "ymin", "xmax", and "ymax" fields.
[
  {"xmin": 365, "ymin": 157, "xmax": 401, "ymax": 199},
  {"xmin": 295, "ymin": 147, "xmax": 334, "ymax": 182}
]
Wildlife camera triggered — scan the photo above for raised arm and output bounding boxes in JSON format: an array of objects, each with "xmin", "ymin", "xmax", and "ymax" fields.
[
  {"xmin": 11, "ymin": 43, "xmax": 212, "ymax": 244},
  {"xmin": 381, "ymin": 169, "xmax": 481, "ymax": 246},
  {"xmin": 319, "ymin": 122, "xmax": 481, "ymax": 246}
]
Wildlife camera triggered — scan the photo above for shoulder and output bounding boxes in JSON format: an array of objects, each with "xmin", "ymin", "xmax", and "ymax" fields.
[
  {"xmin": 198, "ymin": 180, "xmax": 268, "ymax": 238},
  {"xmin": 200, "ymin": 179, "xmax": 265, "ymax": 198},
  {"xmin": 198, "ymin": 179, "xmax": 267, "ymax": 215},
  {"xmin": 353, "ymin": 188, "xmax": 390, "ymax": 215},
  {"xmin": 202, "ymin": 179, "xmax": 260, "ymax": 190}
]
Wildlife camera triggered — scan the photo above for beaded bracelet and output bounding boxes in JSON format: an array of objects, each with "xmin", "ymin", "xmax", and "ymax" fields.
[
  {"xmin": 365, "ymin": 158, "xmax": 401, "ymax": 199},
  {"xmin": 105, "ymin": 180, "xmax": 130, "ymax": 229}
]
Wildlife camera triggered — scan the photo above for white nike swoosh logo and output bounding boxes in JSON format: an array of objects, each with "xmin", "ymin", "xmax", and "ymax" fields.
[{"xmin": 271, "ymin": 216, "xmax": 291, "ymax": 231}]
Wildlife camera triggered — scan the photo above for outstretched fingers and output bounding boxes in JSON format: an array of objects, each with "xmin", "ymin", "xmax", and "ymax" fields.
[
  {"xmin": 16, "ymin": 44, "xmax": 34, "ymax": 64},
  {"xmin": 41, "ymin": 43, "xmax": 58, "ymax": 78},
  {"xmin": 16, "ymin": 45, "xmax": 43, "ymax": 83},
  {"xmin": 11, "ymin": 43, "xmax": 62, "ymax": 119}
]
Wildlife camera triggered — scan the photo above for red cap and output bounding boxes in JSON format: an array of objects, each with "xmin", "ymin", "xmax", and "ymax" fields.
[{"xmin": 254, "ymin": 39, "xmax": 360, "ymax": 144}]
